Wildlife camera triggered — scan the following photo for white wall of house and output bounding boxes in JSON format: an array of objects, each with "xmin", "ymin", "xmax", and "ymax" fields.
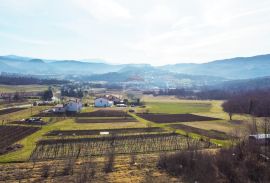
[
  {"xmin": 65, "ymin": 101, "xmax": 82, "ymax": 112},
  {"xmin": 53, "ymin": 107, "xmax": 66, "ymax": 113},
  {"xmin": 94, "ymin": 98, "xmax": 113, "ymax": 107}
]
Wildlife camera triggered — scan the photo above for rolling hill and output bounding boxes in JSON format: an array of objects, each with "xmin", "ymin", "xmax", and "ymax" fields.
[{"xmin": 1, "ymin": 54, "xmax": 270, "ymax": 79}]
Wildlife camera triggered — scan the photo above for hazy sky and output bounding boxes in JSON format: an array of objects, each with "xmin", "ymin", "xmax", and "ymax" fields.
[{"xmin": 0, "ymin": 0, "xmax": 270, "ymax": 65}]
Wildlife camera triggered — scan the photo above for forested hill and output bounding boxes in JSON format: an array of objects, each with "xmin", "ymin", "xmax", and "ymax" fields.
[{"xmin": 0, "ymin": 75, "xmax": 68, "ymax": 85}]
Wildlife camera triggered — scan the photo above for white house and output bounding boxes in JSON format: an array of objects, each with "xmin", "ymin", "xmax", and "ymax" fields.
[
  {"xmin": 65, "ymin": 100, "xmax": 83, "ymax": 112},
  {"xmin": 52, "ymin": 99, "xmax": 82, "ymax": 113},
  {"xmin": 94, "ymin": 97, "xmax": 113, "ymax": 107},
  {"xmin": 53, "ymin": 104, "xmax": 66, "ymax": 113}
]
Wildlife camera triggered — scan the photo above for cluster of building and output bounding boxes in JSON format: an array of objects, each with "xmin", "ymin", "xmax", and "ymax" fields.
[{"xmin": 50, "ymin": 95, "xmax": 126, "ymax": 114}]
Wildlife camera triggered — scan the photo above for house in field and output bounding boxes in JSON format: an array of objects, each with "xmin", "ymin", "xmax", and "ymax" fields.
[
  {"xmin": 94, "ymin": 97, "xmax": 114, "ymax": 107},
  {"xmin": 53, "ymin": 104, "xmax": 66, "ymax": 113},
  {"xmin": 52, "ymin": 99, "xmax": 82, "ymax": 113},
  {"xmin": 65, "ymin": 99, "xmax": 83, "ymax": 112}
]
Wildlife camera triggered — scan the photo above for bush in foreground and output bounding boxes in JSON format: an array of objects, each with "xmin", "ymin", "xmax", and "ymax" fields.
[{"xmin": 158, "ymin": 140, "xmax": 270, "ymax": 183}]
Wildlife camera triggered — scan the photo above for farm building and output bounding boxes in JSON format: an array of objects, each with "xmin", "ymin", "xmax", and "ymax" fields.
[
  {"xmin": 65, "ymin": 100, "xmax": 83, "ymax": 112},
  {"xmin": 105, "ymin": 94, "xmax": 122, "ymax": 104},
  {"xmin": 94, "ymin": 97, "xmax": 113, "ymax": 107},
  {"xmin": 249, "ymin": 134, "xmax": 270, "ymax": 144},
  {"xmin": 53, "ymin": 104, "xmax": 66, "ymax": 113},
  {"xmin": 52, "ymin": 99, "xmax": 82, "ymax": 113}
]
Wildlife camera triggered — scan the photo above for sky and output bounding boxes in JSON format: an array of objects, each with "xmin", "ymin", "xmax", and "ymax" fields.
[{"xmin": 0, "ymin": 0, "xmax": 270, "ymax": 65}]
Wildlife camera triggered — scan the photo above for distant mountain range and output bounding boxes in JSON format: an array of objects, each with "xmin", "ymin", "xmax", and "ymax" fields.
[
  {"xmin": 160, "ymin": 54, "xmax": 270, "ymax": 79},
  {"xmin": 1, "ymin": 54, "xmax": 270, "ymax": 80}
]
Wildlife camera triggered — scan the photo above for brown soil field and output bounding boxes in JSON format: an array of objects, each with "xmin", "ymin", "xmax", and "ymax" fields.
[
  {"xmin": 0, "ymin": 125, "xmax": 40, "ymax": 155},
  {"xmin": 137, "ymin": 113, "xmax": 220, "ymax": 123}
]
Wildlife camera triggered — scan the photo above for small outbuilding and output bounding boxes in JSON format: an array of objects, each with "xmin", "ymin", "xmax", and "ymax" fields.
[{"xmin": 249, "ymin": 134, "xmax": 270, "ymax": 145}]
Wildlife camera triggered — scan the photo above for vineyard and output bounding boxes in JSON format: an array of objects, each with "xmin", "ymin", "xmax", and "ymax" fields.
[
  {"xmin": 0, "ymin": 125, "xmax": 40, "ymax": 155},
  {"xmin": 30, "ymin": 133, "xmax": 211, "ymax": 160},
  {"xmin": 137, "ymin": 113, "xmax": 220, "ymax": 123},
  {"xmin": 46, "ymin": 127, "xmax": 165, "ymax": 136}
]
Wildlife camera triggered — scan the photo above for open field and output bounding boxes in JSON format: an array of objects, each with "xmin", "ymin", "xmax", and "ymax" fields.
[
  {"xmin": 35, "ymin": 109, "xmax": 131, "ymax": 118},
  {"xmin": 0, "ymin": 106, "xmax": 50, "ymax": 122},
  {"xmin": 137, "ymin": 113, "xmax": 220, "ymax": 123},
  {"xmin": 169, "ymin": 124, "xmax": 231, "ymax": 140},
  {"xmin": 180, "ymin": 120, "xmax": 248, "ymax": 135},
  {"xmin": 0, "ymin": 84, "xmax": 48, "ymax": 93},
  {"xmin": 143, "ymin": 102, "xmax": 212, "ymax": 114},
  {"xmin": 46, "ymin": 127, "xmax": 165, "ymax": 136},
  {"xmin": 0, "ymin": 126, "xmax": 40, "ymax": 155}
]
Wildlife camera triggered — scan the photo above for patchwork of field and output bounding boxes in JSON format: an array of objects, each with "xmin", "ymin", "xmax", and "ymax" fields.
[
  {"xmin": 0, "ymin": 96, "xmax": 249, "ymax": 164},
  {"xmin": 30, "ymin": 133, "xmax": 211, "ymax": 160},
  {"xmin": 137, "ymin": 113, "xmax": 220, "ymax": 123},
  {"xmin": 0, "ymin": 126, "xmax": 40, "ymax": 155}
]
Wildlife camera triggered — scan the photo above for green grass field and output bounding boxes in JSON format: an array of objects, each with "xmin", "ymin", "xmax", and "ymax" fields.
[
  {"xmin": 144, "ymin": 102, "xmax": 211, "ymax": 114},
  {"xmin": 0, "ymin": 85, "xmax": 49, "ymax": 93}
]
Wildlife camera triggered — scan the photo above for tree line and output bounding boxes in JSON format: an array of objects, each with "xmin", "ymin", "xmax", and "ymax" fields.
[
  {"xmin": 0, "ymin": 75, "xmax": 68, "ymax": 85},
  {"xmin": 223, "ymin": 89, "xmax": 270, "ymax": 119}
]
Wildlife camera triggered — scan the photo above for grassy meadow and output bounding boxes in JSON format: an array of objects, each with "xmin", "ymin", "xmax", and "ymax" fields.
[{"xmin": 0, "ymin": 85, "xmax": 48, "ymax": 93}]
